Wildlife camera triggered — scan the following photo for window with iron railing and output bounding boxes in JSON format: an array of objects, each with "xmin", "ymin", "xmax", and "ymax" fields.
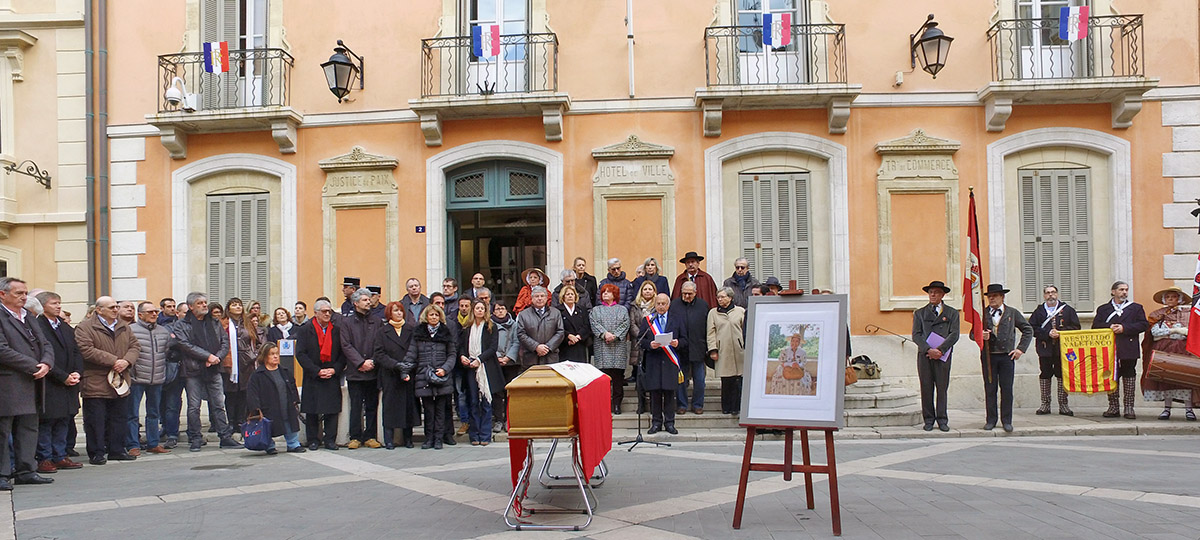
[
  {"xmin": 987, "ymin": 10, "xmax": 1144, "ymax": 81},
  {"xmin": 704, "ymin": 22, "xmax": 846, "ymax": 87}
]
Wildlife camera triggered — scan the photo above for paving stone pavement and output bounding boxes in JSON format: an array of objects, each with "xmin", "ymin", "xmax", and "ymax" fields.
[{"xmin": 5, "ymin": 431, "xmax": 1200, "ymax": 540}]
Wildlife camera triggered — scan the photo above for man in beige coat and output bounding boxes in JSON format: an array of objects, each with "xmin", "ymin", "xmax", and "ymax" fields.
[{"xmin": 74, "ymin": 296, "xmax": 140, "ymax": 465}]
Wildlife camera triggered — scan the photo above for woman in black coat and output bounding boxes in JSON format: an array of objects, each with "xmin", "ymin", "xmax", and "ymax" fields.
[
  {"xmin": 374, "ymin": 301, "xmax": 421, "ymax": 449},
  {"xmin": 557, "ymin": 286, "xmax": 592, "ymax": 363},
  {"xmin": 404, "ymin": 304, "xmax": 456, "ymax": 450},
  {"xmin": 456, "ymin": 300, "xmax": 504, "ymax": 445},
  {"xmin": 294, "ymin": 303, "xmax": 344, "ymax": 451},
  {"xmin": 245, "ymin": 342, "xmax": 304, "ymax": 455}
]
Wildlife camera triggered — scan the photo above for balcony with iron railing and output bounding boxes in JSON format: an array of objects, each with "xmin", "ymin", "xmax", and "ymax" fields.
[
  {"xmin": 977, "ymin": 14, "xmax": 1157, "ymax": 131},
  {"xmin": 696, "ymin": 23, "xmax": 860, "ymax": 136},
  {"xmin": 409, "ymin": 32, "xmax": 569, "ymax": 146},
  {"xmin": 146, "ymin": 48, "xmax": 302, "ymax": 158}
]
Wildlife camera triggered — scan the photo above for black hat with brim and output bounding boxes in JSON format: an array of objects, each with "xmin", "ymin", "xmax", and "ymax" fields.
[
  {"xmin": 922, "ymin": 280, "xmax": 951, "ymax": 294},
  {"xmin": 678, "ymin": 251, "xmax": 705, "ymax": 264},
  {"xmin": 984, "ymin": 283, "xmax": 1010, "ymax": 296}
]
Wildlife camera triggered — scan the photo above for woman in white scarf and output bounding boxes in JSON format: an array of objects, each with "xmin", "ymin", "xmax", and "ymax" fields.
[{"xmin": 457, "ymin": 300, "xmax": 505, "ymax": 445}]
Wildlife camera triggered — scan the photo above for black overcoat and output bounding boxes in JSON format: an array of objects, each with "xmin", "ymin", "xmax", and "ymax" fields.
[
  {"xmin": 374, "ymin": 321, "xmax": 421, "ymax": 429},
  {"xmin": 1092, "ymin": 301, "xmax": 1150, "ymax": 359},
  {"xmin": 294, "ymin": 319, "xmax": 345, "ymax": 414},
  {"xmin": 557, "ymin": 305, "xmax": 593, "ymax": 363},
  {"xmin": 404, "ymin": 323, "xmax": 456, "ymax": 398},
  {"xmin": 34, "ymin": 315, "xmax": 82, "ymax": 419},
  {"xmin": 637, "ymin": 311, "xmax": 688, "ymax": 391},
  {"xmin": 245, "ymin": 364, "xmax": 302, "ymax": 436},
  {"xmin": 455, "ymin": 321, "xmax": 505, "ymax": 395}
]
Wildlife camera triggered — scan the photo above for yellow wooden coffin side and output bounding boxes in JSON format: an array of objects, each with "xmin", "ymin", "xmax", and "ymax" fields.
[{"xmin": 506, "ymin": 365, "xmax": 579, "ymax": 438}]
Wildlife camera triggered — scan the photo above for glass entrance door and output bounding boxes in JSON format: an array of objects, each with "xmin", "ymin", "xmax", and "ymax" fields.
[{"xmin": 451, "ymin": 209, "xmax": 546, "ymax": 308}]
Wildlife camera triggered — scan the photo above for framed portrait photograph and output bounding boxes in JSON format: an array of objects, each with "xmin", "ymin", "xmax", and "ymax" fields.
[{"xmin": 740, "ymin": 294, "xmax": 848, "ymax": 429}]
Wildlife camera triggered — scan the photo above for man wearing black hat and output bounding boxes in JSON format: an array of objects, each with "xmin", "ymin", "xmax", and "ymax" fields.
[
  {"xmin": 340, "ymin": 277, "xmax": 361, "ymax": 317},
  {"xmin": 671, "ymin": 252, "xmax": 718, "ymax": 309},
  {"xmin": 366, "ymin": 286, "xmax": 385, "ymax": 321},
  {"xmin": 980, "ymin": 283, "xmax": 1032, "ymax": 432},
  {"xmin": 912, "ymin": 280, "xmax": 959, "ymax": 431}
]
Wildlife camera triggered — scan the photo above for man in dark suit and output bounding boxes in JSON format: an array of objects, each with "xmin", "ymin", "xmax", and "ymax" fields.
[
  {"xmin": 33, "ymin": 291, "xmax": 84, "ymax": 473},
  {"xmin": 638, "ymin": 293, "xmax": 688, "ymax": 434},
  {"xmin": 912, "ymin": 280, "xmax": 960, "ymax": 432},
  {"xmin": 980, "ymin": 284, "xmax": 1033, "ymax": 432},
  {"xmin": 1092, "ymin": 281, "xmax": 1149, "ymax": 419},
  {"xmin": 1027, "ymin": 284, "xmax": 1081, "ymax": 416},
  {"xmin": 0, "ymin": 277, "xmax": 55, "ymax": 489}
]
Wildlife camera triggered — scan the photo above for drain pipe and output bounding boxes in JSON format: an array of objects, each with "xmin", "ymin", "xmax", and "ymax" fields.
[
  {"xmin": 626, "ymin": 0, "xmax": 634, "ymax": 97},
  {"xmin": 84, "ymin": 0, "xmax": 95, "ymax": 300},
  {"xmin": 98, "ymin": 0, "xmax": 110, "ymax": 295}
]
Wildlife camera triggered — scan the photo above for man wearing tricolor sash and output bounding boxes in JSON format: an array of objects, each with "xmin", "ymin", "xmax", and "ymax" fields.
[
  {"xmin": 637, "ymin": 294, "xmax": 687, "ymax": 435},
  {"xmin": 1091, "ymin": 281, "xmax": 1149, "ymax": 419},
  {"xmin": 1028, "ymin": 285, "xmax": 1081, "ymax": 416}
]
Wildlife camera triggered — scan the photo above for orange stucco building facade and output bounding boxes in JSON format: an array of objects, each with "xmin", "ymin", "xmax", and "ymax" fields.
[{"xmin": 4, "ymin": 0, "xmax": 1198, "ymax": 406}]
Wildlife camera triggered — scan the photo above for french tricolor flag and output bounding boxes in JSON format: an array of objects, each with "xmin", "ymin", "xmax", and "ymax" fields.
[
  {"xmin": 472, "ymin": 24, "xmax": 501, "ymax": 58},
  {"xmin": 203, "ymin": 41, "xmax": 230, "ymax": 73},
  {"xmin": 1059, "ymin": 6, "xmax": 1089, "ymax": 42},
  {"xmin": 762, "ymin": 13, "xmax": 792, "ymax": 47}
]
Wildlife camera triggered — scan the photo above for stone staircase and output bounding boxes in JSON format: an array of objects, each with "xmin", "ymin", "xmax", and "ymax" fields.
[
  {"xmin": 843, "ymin": 378, "xmax": 922, "ymax": 427},
  {"xmin": 609, "ymin": 377, "xmax": 922, "ymax": 430}
]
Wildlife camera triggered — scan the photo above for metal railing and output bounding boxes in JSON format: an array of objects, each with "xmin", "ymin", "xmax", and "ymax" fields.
[
  {"xmin": 157, "ymin": 48, "xmax": 293, "ymax": 113},
  {"xmin": 704, "ymin": 24, "xmax": 847, "ymax": 87},
  {"xmin": 986, "ymin": 15, "xmax": 1143, "ymax": 81},
  {"xmin": 420, "ymin": 32, "xmax": 558, "ymax": 98}
]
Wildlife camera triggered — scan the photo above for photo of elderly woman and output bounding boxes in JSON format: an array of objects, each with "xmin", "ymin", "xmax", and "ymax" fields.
[{"xmin": 765, "ymin": 323, "xmax": 820, "ymax": 396}]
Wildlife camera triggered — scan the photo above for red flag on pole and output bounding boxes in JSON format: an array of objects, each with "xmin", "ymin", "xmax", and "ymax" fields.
[
  {"xmin": 963, "ymin": 189, "xmax": 985, "ymax": 351},
  {"xmin": 1186, "ymin": 251, "xmax": 1200, "ymax": 357}
]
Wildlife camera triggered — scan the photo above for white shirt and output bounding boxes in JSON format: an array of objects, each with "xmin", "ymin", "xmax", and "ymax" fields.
[{"xmin": 1, "ymin": 303, "xmax": 26, "ymax": 323}]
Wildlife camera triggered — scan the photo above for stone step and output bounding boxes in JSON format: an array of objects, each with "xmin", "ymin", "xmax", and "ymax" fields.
[
  {"xmin": 611, "ymin": 411, "xmax": 741, "ymax": 430},
  {"xmin": 844, "ymin": 404, "xmax": 923, "ymax": 427},
  {"xmin": 845, "ymin": 378, "xmax": 889, "ymax": 394},
  {"xmin": 843, "ymin": 389, "xmax": 920, "ymax": 410}
]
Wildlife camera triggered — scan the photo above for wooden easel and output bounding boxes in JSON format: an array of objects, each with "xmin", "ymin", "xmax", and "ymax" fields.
[{"xmin": 731, "ymin": 425, "xmax": 841, "ymax": 536}]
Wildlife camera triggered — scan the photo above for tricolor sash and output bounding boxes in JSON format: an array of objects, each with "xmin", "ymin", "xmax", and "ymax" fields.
[{"xmin": 645, "ymin": 314, "xmax": 681, "ymax": 372}]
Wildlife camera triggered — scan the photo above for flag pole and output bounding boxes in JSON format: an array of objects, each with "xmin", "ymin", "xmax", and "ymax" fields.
[{"xmin": 968, "ymin": 186, "xmax": 992, "ymax": 385}]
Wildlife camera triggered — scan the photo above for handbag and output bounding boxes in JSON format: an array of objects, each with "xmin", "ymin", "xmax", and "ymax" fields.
[
  {"xmin": 782, "ymin": 365, "xmax": 805, "ymax": 380},
  {"xmin": 242, "ymin": 410, "xmax": 273, "ymax": 451},
  {"xmin": 844, "ymin": 362, "xmax": 858, "ymax": 385},
  {"xmin": 851, "ymin": 355, "xmax": 880, "ymax": 380}
]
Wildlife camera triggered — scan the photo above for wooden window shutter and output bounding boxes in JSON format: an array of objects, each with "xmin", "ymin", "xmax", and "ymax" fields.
[
  {"xmin": 739, "ymin": 172, "xmax": 812, "ymax": 289},
  {"xmin": 207, "ymin": 198, "xmax": 224, "ymax": 302},
  {"xmin": 1018, "ymin": 168, "xmax": 1091, "ymax": 311},
  {"xmin": 253, "ymin": 195, "xmax": 270, "ymax": 303}
]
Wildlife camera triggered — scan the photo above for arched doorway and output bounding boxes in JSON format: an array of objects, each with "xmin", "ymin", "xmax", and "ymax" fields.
[{"xmin": 446, "ymin": 160, "xmax": 546, "ymax": 307}]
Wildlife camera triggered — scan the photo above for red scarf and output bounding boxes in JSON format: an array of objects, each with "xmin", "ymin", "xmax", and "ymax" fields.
[{"xmin": 313, "ymin": 319, "xmax": 333, "ymax": 363}]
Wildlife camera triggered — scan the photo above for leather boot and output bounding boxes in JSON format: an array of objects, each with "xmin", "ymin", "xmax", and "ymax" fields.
[
  {"xmin": 1122, "ymin": 377, "xmax": 1137, "ymax": 419},
  {"xmin": 1103, "ymin": 390, "xmax": 1120, "ymax": 417},
  {"xmin": 1056, "ymin": 378, "xmax": 1073, "ymax": 416},
  {"xmin": 402, "ymin": 428, "xmax": 414, "ymax": 449},
  {"xmin": 1036, "ymin": 379, "xmax": 1051, "ymax": 415}
]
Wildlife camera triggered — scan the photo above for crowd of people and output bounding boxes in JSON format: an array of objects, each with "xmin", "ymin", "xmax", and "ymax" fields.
[
  {"xmin": 0, "ymin": 253, "xmax": 782, "ymax": 489},
  {"xmin": 912, "ymin": 279, "xmax": 1198, "ymax": 434}
]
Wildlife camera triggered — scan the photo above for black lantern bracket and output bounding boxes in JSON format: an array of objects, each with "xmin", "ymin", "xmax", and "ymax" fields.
[
  {"xmin": 4, "ymin": 159, "xmax": 51, "ymax": 189},
  {"xmin": 910, "ymin": 14, "xmax": 953, "ymax": 79}
]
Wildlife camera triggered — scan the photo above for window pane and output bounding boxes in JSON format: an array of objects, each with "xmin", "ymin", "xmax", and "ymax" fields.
[
  {"xmin": 769, "ymin": 0, "xmax": 796, "ymax": 11},
  {"xmin": 738, "ymin": 0, "xmax": 762, "ymax": 12},
  {"xmin": 503, "ymin": 0, "xmax": 526, "ymax": 19},
  {"xmin": 473, "ymin": 0, "xmax": 496, "ymax": 22}
]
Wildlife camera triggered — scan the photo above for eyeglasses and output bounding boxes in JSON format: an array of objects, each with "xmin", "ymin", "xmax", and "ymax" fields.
[
  {"xmin": 317, "ymin": 309, "xmax": 333, "ymax": 314},
  {"xmin": 141, "ymin": 309, "xmax": 161, "ymax": 314},
  {"xmin": 735, "ymin": 266, "xmax": 748, "ymax": 270}
]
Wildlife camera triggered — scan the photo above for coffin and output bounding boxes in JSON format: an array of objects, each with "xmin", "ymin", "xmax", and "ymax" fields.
[{"xmin": 506, "ymin": 365, "xmax": 578, "ymax": 438}]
